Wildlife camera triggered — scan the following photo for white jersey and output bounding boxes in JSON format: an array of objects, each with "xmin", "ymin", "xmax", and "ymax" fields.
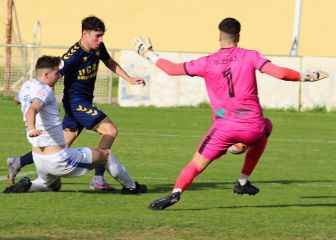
[{"xmin": 19, "ymin": 79, "xmax": 65, "ymax": 147}]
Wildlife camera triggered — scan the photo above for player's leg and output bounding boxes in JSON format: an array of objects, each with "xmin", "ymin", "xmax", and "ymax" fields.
[
  {"xmin": 93, "ymin": 116, "xmax": 146, "ymax": 193},
  {"xmin": 74, "ymin": 146, "xmax": 137, "ymax": 191},
  {"xmin": 94, "ymin": 117, "xmax": 118, "ymax": 149},
  {"xmin": 66, "ymin": 147, "xmax": 146, "ymax": 193},
  {"xmin": 7, "ymin": 127, "xmax": 82, "ymax": 184},
  {"xmin": 70, "ymin": 101, "xmax": 146, "ymax": 192},
  {"xmin": 173, "ymin": 152, "xmax": 211, "ymax": 193},
  {"xmin": 63, "ymin": 128, "xmax": 80, "ymax": 147},
  {"xmin": 7, "ymin": 151, "xmax": 34, "ymax": 184},
  {"xmin": 29, "ymin": 175, "xmax": 61, "ymax": 192},
  {"xmin": 3, "ymin": 176, "xmax": 32, "ymax": 193},
  {"xmin": 149, "ymin": 154, "xmax": 217, "ymax": 210},
  {"xmin": 149, "ymin": 126, "xmax": 226, "ymax": 210},
  {"xmin": 104, "ymin": 152, "xmax": 147, "ymax": 194},
  {"xmin": 68, "ymin": 101, "xmax": 114, "ymax": 190},
  {"xmin": 93, "ymin": 145, "xmax": 146, "ymax": 193},
  {"xmin": 27, "ymin": 153, "xmax": 63, "ymax": 192},
  {"xmin": 4, "ymin": 166, "xmax": 61, "ymax": 193},
  {"xmin": 91, "ymin": 117, "xmax": 118, "ymax": 189},
  {"xmin": 234, "ymin": 118, "xmax": 273, "ymax": 195},
  {"xmin": 5, "ymin": 114, "xmax": 80, "ymax": 184},
  {"xmin": 7, "ymin": 147, "xmax": 98, "ymax": 193},
  {"xmin": 62, "ymin": 112, "xmax": 112, "ymax": 190},
  {"xmin": 62, "ymin": 111, "xmax": 84, "ymax": 147}
]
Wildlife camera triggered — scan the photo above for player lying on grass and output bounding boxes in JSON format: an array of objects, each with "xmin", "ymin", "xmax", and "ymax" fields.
[
  {"xmin": 3, "ymin": 55, "xmax": 147, "ymax": 194},
  {"xmin": 7, "ymin": 16, "xmax": 147, "ymax": 193},
  {"xmin": 134, "ymin": 17, "xmax": 328, "ymax": 210}
]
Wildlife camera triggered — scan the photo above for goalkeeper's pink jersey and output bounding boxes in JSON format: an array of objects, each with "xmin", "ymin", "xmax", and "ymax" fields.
[{"xmin": 184, "ymin": 47, "xmax": 269, "ymax": 123}]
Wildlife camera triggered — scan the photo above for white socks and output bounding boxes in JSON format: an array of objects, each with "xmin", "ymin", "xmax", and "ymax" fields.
[
  {"xmin": 106, "ymin": 154, "xmax": 136, "ymax": 189},
  {"xmin": 238, "ymin": 174, "xmax": 249, "ymax": 186}
]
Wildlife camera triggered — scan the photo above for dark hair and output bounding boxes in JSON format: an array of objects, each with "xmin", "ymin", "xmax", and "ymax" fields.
[
  {"xmin": 35, "ymin": 55, "xmax": 61, "ymax": 70},
  {"xmin": 218, "ymin": 18, "xmax": 241, "ymax": 42},
  {"xmin": 82, "ymin": 16, "xmax": 105, "ymax": 32}
]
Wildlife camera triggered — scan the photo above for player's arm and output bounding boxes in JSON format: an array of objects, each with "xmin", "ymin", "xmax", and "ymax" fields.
[
  {"xmin": 156, "ymin": 59, "xmax": 187, "ymax": 76},
  {"xmin": 58, "ymin": 46, "xmax": 82, "ymax": 76},
  {"xmin": 25, "ymin": 99, "xmax": 43, "ymax": 137},
  {"xmin": 134, "ymin": 37, "xmax": 187, "ymax": 76},
  {"xmin": 103, "ymin": 58, "xmax": 145, "ymax": 85},
  {"xmin": 260, "ymin": 61, "xmax": 328, "ymax": 82},
  {"xmin": 99, "ymin": 42, "xmax": 144, "ymax": 85}
]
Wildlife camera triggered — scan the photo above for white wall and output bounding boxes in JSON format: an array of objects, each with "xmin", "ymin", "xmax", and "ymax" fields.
[{"xmin": 118, "ymin": 50, "xmax": 335, "ymax": 110}]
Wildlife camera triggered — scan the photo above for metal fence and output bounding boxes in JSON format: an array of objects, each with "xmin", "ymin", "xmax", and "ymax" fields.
[{"xmin": 0, "ymin": 43, "xmax": 120, "ymax": 104}]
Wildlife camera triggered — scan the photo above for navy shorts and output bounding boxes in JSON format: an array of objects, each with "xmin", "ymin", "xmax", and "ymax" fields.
[{"xmin": 62, "ymin": 99, "xmax": 107, "ymax": 132}]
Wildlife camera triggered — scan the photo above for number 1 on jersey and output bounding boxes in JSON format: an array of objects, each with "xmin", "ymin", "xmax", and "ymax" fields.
[{"xmin": 223, "ymin": 68, "xmax": 234, "ymax": 97}]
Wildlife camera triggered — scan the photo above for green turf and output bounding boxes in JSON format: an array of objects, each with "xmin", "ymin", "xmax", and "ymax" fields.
[{"xmin": 0, "ymin": 98, "xmax": 336, "ymax": 240}]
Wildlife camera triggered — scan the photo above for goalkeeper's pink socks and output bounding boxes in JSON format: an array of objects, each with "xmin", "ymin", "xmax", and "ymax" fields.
[
  {"xmin": 173, "ymin": 160, "xmax": 205, "ymax": 192},
  {"xmin": 241, "ymin": 136, "xmax": 268, "ymax": 176}
]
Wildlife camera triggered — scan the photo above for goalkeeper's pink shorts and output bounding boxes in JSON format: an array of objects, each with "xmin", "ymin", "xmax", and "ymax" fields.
[{"xmin": 198, "ymin": 118, "xmax": 272, "ymax": 161}]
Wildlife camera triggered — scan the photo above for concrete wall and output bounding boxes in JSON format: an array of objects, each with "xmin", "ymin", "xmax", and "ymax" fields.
[{"xmin": 118, "ymin": 50, "xmax": 336, "ymax": 110}]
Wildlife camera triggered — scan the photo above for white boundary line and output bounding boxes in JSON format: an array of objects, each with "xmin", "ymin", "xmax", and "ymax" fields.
[{"xmin": 1, "ymin": 129, "xmax": 336, "ymax": 144}]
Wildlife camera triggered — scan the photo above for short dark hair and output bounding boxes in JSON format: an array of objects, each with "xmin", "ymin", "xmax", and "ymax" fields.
[
  {"xmin": 82, "ymin": 16, "xmax": 105, "ymax": 32},
  {"xmin": 218, "ymin": 18, "xmax": 241, "ymax": 42},
  {"xmin": 35, "ymin": 55, "xmax": 61, "ymax": 70}
]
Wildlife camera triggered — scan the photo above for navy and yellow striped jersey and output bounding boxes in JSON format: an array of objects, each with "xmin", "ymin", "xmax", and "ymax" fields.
[{"xmin": 59, "ymin": 41, "xmax": 111, "ymax": 101}]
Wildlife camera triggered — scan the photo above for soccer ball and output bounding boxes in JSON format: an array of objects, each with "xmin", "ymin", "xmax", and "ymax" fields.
[{"xmin": 227, "ymin": 143, "xmax": 247, "ymax": 154}]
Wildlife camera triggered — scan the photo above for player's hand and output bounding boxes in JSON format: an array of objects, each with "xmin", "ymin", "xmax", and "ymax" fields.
[
  {"xmin": 128, "ymin": 77, "xmax": 146, "ymax": 86},
  {"xmin": 28, "ymin": 129, "xmax": 42, "ymax": 137},
  {"xmin": 134, "ymin": 36, "xmax": 153, "ymax": 57},
  {"xmin": 301, "ymin": 70, "xmax": 329, "ymax": 82}
]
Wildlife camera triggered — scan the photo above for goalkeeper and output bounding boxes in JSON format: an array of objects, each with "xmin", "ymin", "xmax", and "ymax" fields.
[{"xmin": 134, "ymin": 17, "xmax": 328, "ymax": 210}]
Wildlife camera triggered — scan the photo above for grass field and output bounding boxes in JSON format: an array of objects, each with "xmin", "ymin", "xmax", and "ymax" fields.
[{"xmin": 0, "ymin": 98, "xmax": 336, "ymax": 240}]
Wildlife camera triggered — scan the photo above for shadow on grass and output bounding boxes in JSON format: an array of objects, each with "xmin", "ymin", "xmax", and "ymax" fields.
[
  {"xmin": 300, "ymin": 195, "xmax": 336, "ymax": 199},
  {"xmin": 61, "ymin": 182, "xmax": 91, "ymax": 186},
  {"xmin": 0, "ymin": 237, "xmax": 49, "ymax": 240},
  {"xmin": 169, "ymin": 203, "xmax": 336, "ymax": 211},
  {"xmin": 147, "ymin": 182, "xmax": 231, "ymax": 193},
  {"xmin": 3, "ymin": 179, "xmax": 333, "ymax": 195},
  {"xmin": 254, "ymin": 179, "xmax": 336, "ymax": 184},
  {"xmin": 147, "ymin": 179, "xmax": 336, "ymax": 193},
  {"xmin": 58, "ymin": 189, "xmax": 119, "ymax": 194}
]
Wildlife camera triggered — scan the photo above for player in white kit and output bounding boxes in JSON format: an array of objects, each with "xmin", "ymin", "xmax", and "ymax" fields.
[{"xmin": 4, "ymin": 55, "xmax": 143, "ymax": 193}]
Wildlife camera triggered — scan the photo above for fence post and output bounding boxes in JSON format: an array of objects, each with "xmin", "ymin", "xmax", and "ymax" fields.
[
  {"xmin": 108, "ymin": 74, "xmax": 113, "ymax": 104},
  {"xmin": 298, "ymin": 56, "xmax": 303, "ymax": 111},
  {"xmin": 4, "ymin": 0, "xmax": 14, "ymax": 95},
  {"xmin": 108, "ymin": 48, "xmax": 118, "ymax": 104}
]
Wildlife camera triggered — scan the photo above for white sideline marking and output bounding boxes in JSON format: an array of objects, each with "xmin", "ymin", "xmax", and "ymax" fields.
[
  {"xmin": 0, "ymin": 171, "xmax": 35, "ymax": 182},
  {"xmin": 1, "ymin": 129, "xmax": 336, "ymax": 144}
]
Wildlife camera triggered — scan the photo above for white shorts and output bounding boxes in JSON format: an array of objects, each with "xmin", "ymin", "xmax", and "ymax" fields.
[{"xmin": 32, "ymin": 147, "xmax": 93, "ymax": 188}]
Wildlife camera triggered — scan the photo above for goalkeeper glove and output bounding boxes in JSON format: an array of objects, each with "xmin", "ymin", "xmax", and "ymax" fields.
[
  {"xmin": 134, "ymin": 36, "xmax": 159, "ymax": 64},
  {"xmin": 301, "ymin": 70, "xmax": 329, "ymax": 82}
]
